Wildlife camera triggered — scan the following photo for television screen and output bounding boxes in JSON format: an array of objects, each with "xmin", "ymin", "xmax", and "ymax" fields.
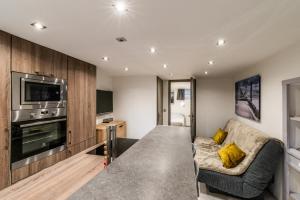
[{"xmin": 96, "ymin": 90, "xmax": 113, "ymax": 114}]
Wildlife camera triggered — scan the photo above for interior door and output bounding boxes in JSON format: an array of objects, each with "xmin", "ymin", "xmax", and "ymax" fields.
[
  {"xmin": 157, "ymin": 77, "xmax": 163, "ymax": 125},
  {"xmin": 190, "ymin": 78, "xmax": 196, "ymax": 142}
]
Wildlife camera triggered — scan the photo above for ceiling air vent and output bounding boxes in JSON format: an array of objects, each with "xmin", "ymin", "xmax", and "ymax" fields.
[{"xmin": 116, "ymin": 37, "xmax": 127, "ymax": 42}]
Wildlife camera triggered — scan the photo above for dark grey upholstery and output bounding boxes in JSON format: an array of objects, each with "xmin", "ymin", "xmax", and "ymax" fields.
[{"xmin": 197, "ymin": 139, "xmax": 283, "ymax": 199}]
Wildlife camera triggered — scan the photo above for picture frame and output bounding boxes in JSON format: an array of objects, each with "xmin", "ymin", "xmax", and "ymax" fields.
[{"xmin": 235, "ymin": 75, "xmax": 261, "ymax": 121}]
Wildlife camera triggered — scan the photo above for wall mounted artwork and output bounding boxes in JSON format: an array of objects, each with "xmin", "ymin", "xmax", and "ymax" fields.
[{"xmin": 235, "ymin": 75, "xmax": 261, "ymax": 121}]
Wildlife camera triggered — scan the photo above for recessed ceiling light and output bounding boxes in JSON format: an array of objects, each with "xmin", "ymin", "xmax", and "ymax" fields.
[
  {"xmin": 217, "ymin": 39, "xmax": 226, "ymax": 46},
  {"xmin": 31, "ymin": 22, "xmax": 47, "ymax": 30},
  {"xmin": 116, "ymin": 37, "xmax": 127, "ymax": 43},
  {"xmin": 150, "ymin": 47, "xmax": 156, "ymax": 54},
  {"xmin": 208, "ymin": 60, "xmax": 214, "ymax": 65},
  {"xmin": 102, "ymin": 56, "xmax": 109, "ymax": 61},
  {"xmin": 113, "ymin": 1, "xmax": 128, "ymax": 13},
  {"xmin": 124, "ymin": 67, "xmax": 129, "ymax": 71},
  {"xmin": 204, "ymin": 71, "xmax": 208, "ymax": 75},
  {"xmin": 163, "ymin": 64, "xmax": 167, "ymax": 69}
]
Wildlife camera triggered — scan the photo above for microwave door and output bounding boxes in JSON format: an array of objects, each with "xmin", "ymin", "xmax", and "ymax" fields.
[{"xmin": 21, "ymin": 79, "xmax": 62, "ymax": 105}]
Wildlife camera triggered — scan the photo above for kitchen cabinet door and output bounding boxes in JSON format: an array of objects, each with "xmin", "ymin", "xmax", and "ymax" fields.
[
  {"xmin": 12, "ymin": 36, "xmax": 67, "ymax": 79},
  {"xmin": 67, "ymin": 57, "xmax": 96, "ymax": 149},
  {"xmin": 33, "ymin": 44, "xmax": 55, "ymax": 76},
  {"xmin": 11, "ymin": 36, "xmax": 35, "ymax": 74},
  {"xmin": 0, "ymin": 30, "xmax": 11, "ymax": 189},
  {"xmin": 53, "ymin": 51, "xmax": 68, "ymax": 80},
  {"xmin": 12, "ymin": 36, "xmax": 52, "ymax": 75},
  {"xmin": 86, "ymin": 64, "xmax": 96, "ymax": 139}
]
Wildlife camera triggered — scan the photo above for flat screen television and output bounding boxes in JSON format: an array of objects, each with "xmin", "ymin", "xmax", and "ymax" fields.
[{"xmin": 96, "ymin": 90, "xmax": 113, "ymax": 114}]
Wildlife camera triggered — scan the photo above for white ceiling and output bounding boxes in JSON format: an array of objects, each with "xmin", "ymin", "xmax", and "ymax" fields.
[{"xmin": 0, "ymin": 0, "xmax": 300, "ymax": 79}]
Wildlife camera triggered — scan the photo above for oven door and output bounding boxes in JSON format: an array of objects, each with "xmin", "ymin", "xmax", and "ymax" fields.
[
  {"xmin": 11, "ymin": 118, "xmax": 67, "ymax": 169},
  {"xmin": 21, "ymin": 78, "xmax": 63, "ymax": 105}
]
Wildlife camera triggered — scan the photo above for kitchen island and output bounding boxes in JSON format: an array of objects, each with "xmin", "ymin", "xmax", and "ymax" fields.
[{"xmin": 69, "ymin": 126, "xmax": 198, "ymax": 200}]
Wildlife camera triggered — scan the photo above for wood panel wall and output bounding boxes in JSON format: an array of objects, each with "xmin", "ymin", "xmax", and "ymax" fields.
[{"xmin": 0, "ymin": 30, "xmax": 11, "ymax": 190}]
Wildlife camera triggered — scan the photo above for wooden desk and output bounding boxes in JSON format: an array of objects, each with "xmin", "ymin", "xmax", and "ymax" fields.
[{"xmin": 96, "ymin": 120, "xmax": 127, "ymax": 144}]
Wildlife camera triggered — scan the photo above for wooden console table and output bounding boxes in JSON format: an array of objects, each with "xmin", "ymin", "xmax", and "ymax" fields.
[{"xmin": 96, "ymin": 120, "xmax": 127, "ymax": 144}]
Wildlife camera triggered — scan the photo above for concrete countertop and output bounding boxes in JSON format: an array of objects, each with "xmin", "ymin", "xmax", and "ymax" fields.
[{"xmin": 69, "ymin": 126, "xmax": 198, "ymax": 200}]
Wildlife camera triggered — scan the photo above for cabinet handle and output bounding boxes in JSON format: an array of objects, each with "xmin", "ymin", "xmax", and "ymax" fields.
[
  {"xmin": 4, "ymin": 128, "xmax": 9, "ymax": 150},
  {"xmin": 68, "ymin": 130, "xmax": 72, "ymax": 145},
  {"xmin": 119, "ymin": 125, "xmax": 123, "ymax": 128}
]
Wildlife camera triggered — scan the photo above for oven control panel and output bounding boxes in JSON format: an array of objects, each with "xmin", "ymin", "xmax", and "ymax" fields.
[{"xmin": 12, "ymin": 108, "xmax": 66, "ymax": 122}]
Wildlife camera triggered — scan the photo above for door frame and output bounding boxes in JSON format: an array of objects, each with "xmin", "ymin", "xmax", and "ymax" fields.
[
  {"xmin": 168, "ymin": 79, "xmax": 191, "ymax": 126},
  {"xmin": 156, "ymin": 76, "xmax": 163, "ymax": 125}
]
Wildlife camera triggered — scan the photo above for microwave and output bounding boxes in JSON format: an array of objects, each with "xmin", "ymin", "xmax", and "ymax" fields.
[{"xmin": 11, "ymin": 72, "xmax": 67, "ymax": 122}]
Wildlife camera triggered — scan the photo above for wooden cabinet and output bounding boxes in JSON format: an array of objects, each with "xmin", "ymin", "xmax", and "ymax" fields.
[
  {"xmin": 116, "ymin": 122, "xmax": 127, "ymax": 138},
  {"xmin": 11, "ymin": 36, "xmax": 67, "ymax": 79},
  {"xmin": 96, "ymin": 121, "xmax": 127, "ymax": 144},
  {"xmin": 0, "ymin": 30, "xmax": 98, "ymax": 186},
  {"xmin": 67, "ymin": 137, "xmax": 96, "ymax": 157},
  {"xmin": 67, "ymin": 57, "xmax": 96, "ymax": 152},
  {"xmin": 11, "ymin": 150, "xmax": 67, "ymax": 184},
  {"xmin": 0, "ymin": 31, "xmax": 11, "ymax": 190}
]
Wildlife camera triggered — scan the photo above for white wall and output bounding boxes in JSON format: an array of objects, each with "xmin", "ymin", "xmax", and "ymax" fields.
[
  {"xmin": 233, "ymin": 42, "xmax": 300, "ymax": 200},
  {"xmin": 196, "ymin": 78, "xmax": 235, "ymax": 138},
  {"xmin": 112, "ymin": 76, "xmax": 157, "ymax": 139},
  {"xmin": 96, "ymin": 67, "xmax": 113, "ymax": 91},
  {"xmin": 234, "ymin": 42, "xmax": 300, "ymax": 140}
]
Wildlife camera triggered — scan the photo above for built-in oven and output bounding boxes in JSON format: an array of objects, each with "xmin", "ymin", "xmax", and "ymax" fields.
[
  {"xmin": 11, "ymin": 117, "xmax": 67, "ymax": 169},
  {"xmin": 11, "ymin": 72, "xmax": 67, "ymax": 122},
  {"xmin": 11, "ymin": 72, "xmax": 67, "ymax": 169}
]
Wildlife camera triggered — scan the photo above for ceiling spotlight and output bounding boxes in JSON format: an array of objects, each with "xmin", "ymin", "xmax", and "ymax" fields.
[
  {"xmin": 150, "ymin": 47, "xmax": 156, "ymax": 54},
  {"xmin": 31, "ymin": 22, "xmax": 47, "ymax": 30},
  {"xmin": 217, "ymin": 39, "xmax": 226, "ymax": 46},
  {"xmin": 124, "ymin": 67, "xmax": 129, "ymax": 71},
  {"xmin": 163, "ymin": 64, "xmax": 167, "ymax": 69},
  {"xmin": 116, "ymin": 37, "xmax": 127, "ymax": 43},
  {"xmin": 113, "ymin": 1, "xmax": 128, "ymax": 13},
  {"xmin": 205, "ymin": 71, "xmax": 208, "ymax": 75},
  {"xmin": 102, "ymin": 56, "xmax": 109, "ymax": 61},
  {"xmin": 208, "ymin": 60, "xmax": 214, "ymax": 65}
]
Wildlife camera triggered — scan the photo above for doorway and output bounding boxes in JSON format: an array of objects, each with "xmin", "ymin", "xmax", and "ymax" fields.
[
  {"xmin": 157, "ymin": 77, "xmax": 196, "ymax": 142},
  {"xmin": 157, "ymin": 77, "xmax": 163, "ymax": 125},
  {"xmin": 168, "ymin": 80, "xmax": 192, "ymax": 127}
]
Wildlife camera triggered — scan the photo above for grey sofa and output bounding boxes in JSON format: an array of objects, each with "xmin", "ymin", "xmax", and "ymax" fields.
[{"xmin": 196, "ymin": 139, "xmax": 283, "ymax": 199}]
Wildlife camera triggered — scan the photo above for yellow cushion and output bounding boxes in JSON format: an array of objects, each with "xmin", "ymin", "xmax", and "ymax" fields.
[
  {"xmin": 218, "ymin": 143, "xmax": 246, "ymax": 168},
  {"xmin": 212, "ymin": 128, "xmax": 228, "ymax": 145}
]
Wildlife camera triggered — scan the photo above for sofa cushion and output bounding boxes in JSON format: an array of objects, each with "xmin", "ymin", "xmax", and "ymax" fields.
[
  {"xmin": 218, "ymin": 143, "xmax": 246, "ymax": 168},
  {"xmin": 194, "ymin": 136, "xmax": 216, "ymax": 147},
  {"xmin": 212, "ymin": 128, "xmax": 228, "ymax": 144},
  {"xmin": 223, "ymin": 119, "xmax": 269, "ymax": 154},
  {"xmin": 194, "ymin": 119, "xmax": 270, "ymax": 175}
]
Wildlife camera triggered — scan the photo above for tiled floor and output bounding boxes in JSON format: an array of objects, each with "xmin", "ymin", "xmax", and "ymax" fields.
[{"xmin": 198, "ymin": 183, "xmax": 276, "ymax": 200}]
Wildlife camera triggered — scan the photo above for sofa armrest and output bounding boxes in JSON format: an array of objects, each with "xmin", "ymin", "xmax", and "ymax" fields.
[{"xmin": 242, "ymin": 139, "xmax": 283, "ymax": 191}]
